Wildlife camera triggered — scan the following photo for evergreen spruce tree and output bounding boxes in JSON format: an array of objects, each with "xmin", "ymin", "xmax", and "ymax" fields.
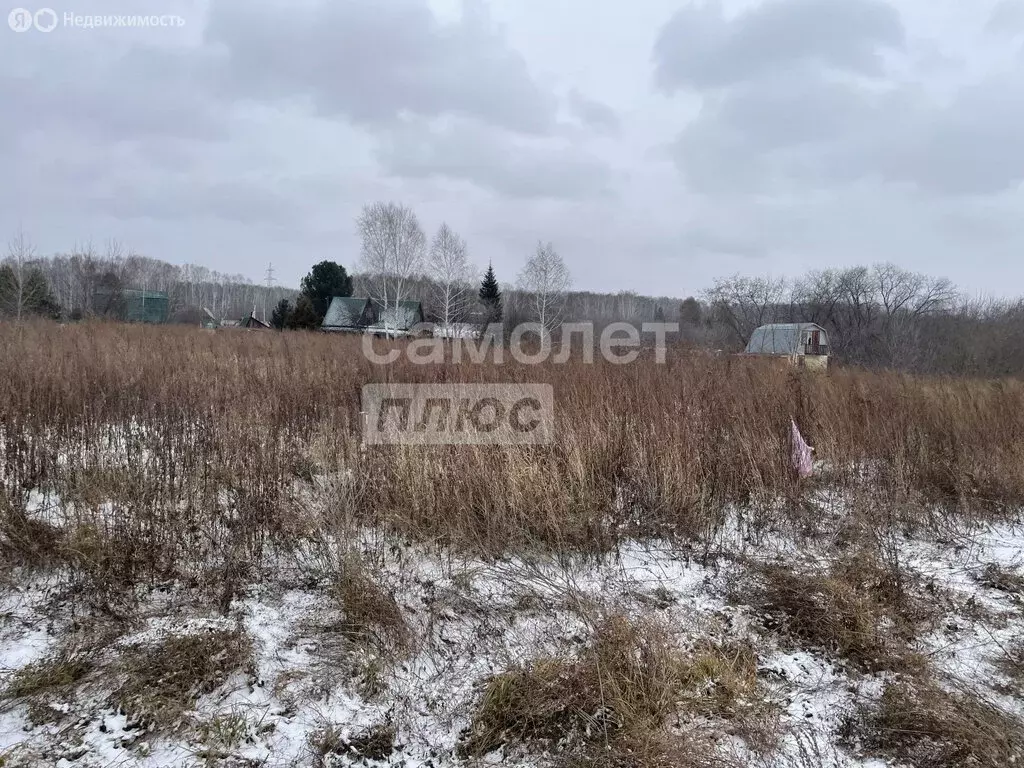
[
  {"xmin": 270, "ymin": 298, "xmax": 292, "ymax": 330},
  {"xmin": 479, "ymin": 262, "xmax": 502, "ymax": 323},
  {"xmin": 287, "ymin": 295, "xmax": 321, "ymax": 330},
  {"xmin": 0, "ymin": 264, "xmax": 59, "ymax": 319},
  {"xmin": 300, "ymin": 261, "xmax": 353, "ymax": 322}
]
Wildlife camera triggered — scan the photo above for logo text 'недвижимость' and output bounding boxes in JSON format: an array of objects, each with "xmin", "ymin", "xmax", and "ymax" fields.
[{"xmin": 8, "ymin": 8, "xmax": 185, "ymax": 32}]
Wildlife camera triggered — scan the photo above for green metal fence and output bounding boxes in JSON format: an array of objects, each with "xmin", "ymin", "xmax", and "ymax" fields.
[{"xmin": 93, "ymin": 289, "xmax": 169, "ymax": 323}]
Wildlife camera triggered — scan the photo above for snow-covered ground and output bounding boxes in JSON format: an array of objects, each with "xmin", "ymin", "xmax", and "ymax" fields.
[{"xmin": 1, "ymin": 509, "xmax": 1022, "ymax": 767}]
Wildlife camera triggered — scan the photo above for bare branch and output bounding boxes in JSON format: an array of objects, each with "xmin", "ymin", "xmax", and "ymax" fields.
[
  {"xmin": 517, "ymin": 241, "xmax": 571, "ymax": 337},
  {"xmin": 428, "ymin": 223, "xmax": 474, "ymax": 330},
  {"xmin": 357, "ymin": 202, "xmax": 426, "ymax": 335}
]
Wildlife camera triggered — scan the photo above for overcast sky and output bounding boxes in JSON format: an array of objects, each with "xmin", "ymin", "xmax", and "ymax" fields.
[{"xmin": 4, "ymin": 0, "xmax": 1023, "ymax": 296}]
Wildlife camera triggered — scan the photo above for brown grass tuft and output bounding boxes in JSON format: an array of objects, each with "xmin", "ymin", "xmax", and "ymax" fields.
[
  {"xmin": 113, "ymin": 628, "xmax": 251, "ymax": 730},
  {"xmin": 461, "ymin": 615, "xmax": 682, "ymax": 757},
  {"xmin": 461, "ymin": 614, "xmax": 770, "ymax": 761},
  {"xmin": 746, "ymin": 549, "xmax": 930, "ymax": 671},
  {"xmin": 308, "ymin": 722, "xmax": 396, "ymax": 766},
  {"xmin": 976, "ymin": 562, "xmax": 1024, "ymax": 595},
  {"xmin": 333, "ymin": 552, "xmax": 410, "ymax": 653},
  {"xmin": 3, "ymin": 651, "xmax": 93, "ymax": 701},
  {"xmin": 849, "ymin": 679, "xmax": 1024, "ymax": 767}
]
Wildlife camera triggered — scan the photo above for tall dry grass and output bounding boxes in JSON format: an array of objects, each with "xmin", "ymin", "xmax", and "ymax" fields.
[{"xmin": 2, "ymin": 319, "xmax": 1023, "ymax": 596}]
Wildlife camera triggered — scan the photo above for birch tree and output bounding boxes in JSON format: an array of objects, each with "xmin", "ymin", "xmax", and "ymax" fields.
[
  {"xmin": 357, "ymin": 202, "xmax": 426, "ymax": 335},
  {"xmin": 1, "ymin": 229, "xmax": 57, "ymax": 321},
  {"xmin": 428, "ymin": 223, "xmax": 473, "ymax": 333},
  {"xmin": 518, "ymin": 241, "xmax": 571, "ymax": 337}
]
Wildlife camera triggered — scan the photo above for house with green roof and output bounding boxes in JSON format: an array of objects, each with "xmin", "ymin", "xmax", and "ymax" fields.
[
  {"xmin": 321, "ymin": 297, "xmax": 374, "ymax": 333},
  {"xmin": 321, "ymin": 297, "xmax": 426, "ymax": 336},
  {"xmin": 745, "ymin": 323, "xmax": 830, "ymax": 371}
]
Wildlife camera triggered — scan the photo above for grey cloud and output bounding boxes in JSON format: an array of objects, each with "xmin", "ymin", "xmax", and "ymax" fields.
[
  {"xmin": 868, "ymin": 76, "xmax": 1024, "ymax": 195},
  {"xmin": 93, "ymin": 179, "xmax": 303, "ymax": 225},
  {"xmin": 652, "ymin": 1, "xmax": 1023, "ymax": 198},
  {"xmin": 376, "ymin": 119, "xmax": 614, "ymax": 200},
  {"xmin": 0, "ymin": 26, "xmax": 224, "ymax": 147},
  {"xmin": 566, "ymin": 90, "xmax": 621, "ymax": 135},
  {"xmin": 2, "ymin": 128, "xmax": 301, "ymax": 228},
  {"xmin": 2, "ymin": 0, "xmax": 554, "ymax": 148},
  {"xmin": 0, "ymin": 52, "xmax": 223, "ymax": 145},
  {"xmin": 654, "ymin": 0, "xmax": 905, "ymax": 91},
  {"xmin": 673, "ymin": 64, "xmax": 1024, "ymax": 197},
  {"xmin": 204, "ymin": 0, "xmax": 557, "ymax": 135},
  {"xmin": 712, "ymin": 73, "xmax": 872, "ymax": 151},
  {"xmin": 680, "ymin": 224, "xmax": 769, "ymax": 260},
  {"xmin": 671, "ymin": 71, "xmax": 869, "ymax": 194},
  {"xmin": 5, "ymin": 0, "xmax": 1024, "ymax": 298},
  {"xmin": 987, "ymin": 0, "xmax": 1024, "ymax": 35},
  {"xmin": 2, "ymin": 0, "xmax": 567, "ymax": 240}
]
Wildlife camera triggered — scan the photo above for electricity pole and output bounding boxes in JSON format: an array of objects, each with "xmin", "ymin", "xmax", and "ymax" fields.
[{"xmin": 263, "ymin": 262, "xmax": 275, "ymax": 323}]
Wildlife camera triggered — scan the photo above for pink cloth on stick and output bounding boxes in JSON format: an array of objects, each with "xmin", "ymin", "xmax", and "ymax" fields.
[{"xmin": 791, "ymin": 419, "xmax": 814, "ymax": 479}]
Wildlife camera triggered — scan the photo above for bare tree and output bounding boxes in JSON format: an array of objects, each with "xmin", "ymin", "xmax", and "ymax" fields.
[
  {"xmin": 832, "ymin": 266, "xmax": 877, "ymax": 361},
  {"xmin": 428, "ymin": 223, "xmax": 473, "ymax": 332},
  {"xmin": 616, "ymin": 290, "xmax": 641, "ymax": 321},
  {"xmin": 793, "ymin": 269, "xmax": 845, "ymax": 329},
  {"xmin": 517, "ymin": 241, "xmax": 571, "ymax": 337},
  {"xmin": 357, "ymin": 202, "xmax": 426, "ymax": 335},
  {"xmin": 1, "ymin": 228, "xmax": 55, "ymax": 322},
  {"xmin": 871, "ymin": 263, "xmax": 956, "ymax": 367},
  {"xmin": 703, "ymin": 274, "xmax": 789, "ymax": 348}
]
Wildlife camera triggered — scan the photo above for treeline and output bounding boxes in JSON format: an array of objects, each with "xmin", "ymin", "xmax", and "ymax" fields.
[
  {"xmin": 3, "ymin": 239, "xmax": 297, "ymax": 323},
  {"xmin": 699, "ymin": 266, "xmax": 1024, "ymax": 376},
  {"xmin": 348, "ymin": 275, "xmax": 678, "ymax": 329},
  {"xmin": 394, "ymin": 261, "xmax": 1024, "ymax": 378},
  {"xmin": 5, "ymin": 230, "xmax": 1023, "ymax": 377}
]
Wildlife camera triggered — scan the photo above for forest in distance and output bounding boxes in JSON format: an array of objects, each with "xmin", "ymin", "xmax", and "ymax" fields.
[{"xmin": 2, "ymin": 224, "xmax": 1024, "ymax": 378}]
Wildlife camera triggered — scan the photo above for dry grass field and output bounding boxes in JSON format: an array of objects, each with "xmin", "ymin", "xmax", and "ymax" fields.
[{"xmin": 2, "ymin": 320, "xmax": 1024, "ymax": 767}]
